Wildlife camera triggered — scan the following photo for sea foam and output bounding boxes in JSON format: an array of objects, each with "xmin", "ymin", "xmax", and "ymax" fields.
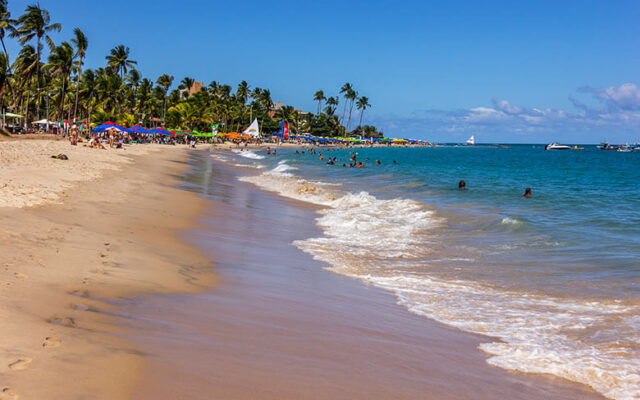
[{"xmin": 240, "ymin": 163, "xmax": 640, "ymax": 400}]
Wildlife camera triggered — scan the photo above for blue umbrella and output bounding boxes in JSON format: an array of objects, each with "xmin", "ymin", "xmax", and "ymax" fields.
[
  {"xmin": 128, "ymin": 125, "xmax": 150, "ymax": 134},
  {"xmin": 93, "ymin": 122, "xmax": 128, "ymax": 133}
]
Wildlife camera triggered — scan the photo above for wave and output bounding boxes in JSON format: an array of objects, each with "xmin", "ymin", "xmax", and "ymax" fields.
[
  {"xmin": 241, "ymin": 163, "xmax": 640, "ymax": 400},
  {"xmin": 232, "ymin": 149, "xmax": 265, "ymax": 160},
  {"xmin": 501, "ymin": 216, "xmax": 523, "ymax": 225}
]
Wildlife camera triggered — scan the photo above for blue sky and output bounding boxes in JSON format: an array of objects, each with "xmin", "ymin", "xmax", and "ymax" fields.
[{"xmin": 5, "ymin": 0, "xmax": 640, "ymax": 143}]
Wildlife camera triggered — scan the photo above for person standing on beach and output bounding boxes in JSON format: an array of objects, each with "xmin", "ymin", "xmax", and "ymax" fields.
[{"xmin": 70, "ymin": 125, "xmax": 78, "ymax": 146}]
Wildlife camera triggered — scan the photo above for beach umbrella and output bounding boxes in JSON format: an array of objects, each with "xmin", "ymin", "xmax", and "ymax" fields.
[
  {"xmin": 128, "ymin": 125, "xmax": 150, "ymax": 134},
  {"xmin": 93, "ymin": 122, "xmax": 127, "ymax": 133}
]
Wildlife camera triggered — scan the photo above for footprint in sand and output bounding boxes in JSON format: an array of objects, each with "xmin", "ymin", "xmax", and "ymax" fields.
[
  {"xmin": 0, "ymin": 387, "xmax": 18, "ymax": 400},
  {"xmin": 8, "ymin": 358, "xmax": 31, "ymax": 371},
  {"xmin": 43, "ymin": 336, "xmax": 61, "ymax": 348},
  {"xmin": 91, "ymin": 268, "xmax": 108, "ymax": 275},
  {"xmin": 82, "ymin": 277, "xmax": 91, "ymax": 285},
  {"xmin": 47, "ymin": 316, "xmax": 76, "ymax": 328},
  {"xmin": 13, "ymin": 272, "xmax": 27, "ymax": 281}
]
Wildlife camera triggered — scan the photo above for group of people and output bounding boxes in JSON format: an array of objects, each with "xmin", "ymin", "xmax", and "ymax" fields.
[
  {"xmin": 458, "ymin": 180, "xmax": 532, "ymax": 197},
  {"xmin": 292, "ymin": 147, "xmax": 399, "ymax": 169}
]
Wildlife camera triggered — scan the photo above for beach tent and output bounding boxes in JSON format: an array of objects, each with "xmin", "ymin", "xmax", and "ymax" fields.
[{"xmin": 242, "ymin": 118, "xmax": 261, "ymax": 138}]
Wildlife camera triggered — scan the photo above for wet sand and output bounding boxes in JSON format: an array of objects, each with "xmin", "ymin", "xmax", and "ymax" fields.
[{"xmin": 127, "ymin": 152, "xmax": 604, "ymax": 400}]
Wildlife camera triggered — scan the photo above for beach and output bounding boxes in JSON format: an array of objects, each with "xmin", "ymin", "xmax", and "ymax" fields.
[
  {"xmin": 124, "ymin": 152, "xmax": 605, "ymax": 400},
  {"xmin": 0, "ymin": 140, "xmax": 629, "ymax": 400},
  {"xmin": 0, "ymin": 139, "xmax": 213, "ymax": 399}
]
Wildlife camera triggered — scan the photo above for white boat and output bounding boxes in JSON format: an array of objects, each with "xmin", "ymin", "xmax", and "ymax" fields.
[
  {"xmin": 242, "ymin": 118, "xmax": 261, "ymax": 138},
  {"xmin": 544, "ymin": 142, "xmax": 571, "ymax": 150},
  {"xmin": 466, "ymin": 135, "xmax": 475, "ymax": 146}
]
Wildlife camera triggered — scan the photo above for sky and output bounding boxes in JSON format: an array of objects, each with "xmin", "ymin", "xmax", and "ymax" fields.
[{"xmin": 5, "ymin": 0, "xmax": 640, "ymax": 143}]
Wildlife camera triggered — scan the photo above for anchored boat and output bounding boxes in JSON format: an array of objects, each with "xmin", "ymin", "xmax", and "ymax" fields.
[{"xmin": 544, "ymin": 142, "xmax": 571, "ymax": 150}]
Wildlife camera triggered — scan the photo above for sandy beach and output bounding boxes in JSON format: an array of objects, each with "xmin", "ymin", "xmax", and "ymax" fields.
[
  {"xmin": 0, "ymin": 141, "xmax": 607, "ymax": 400},
  {"xmin": 127, "ymin": 152, "xmax": 604, "ymax": 400},
  {"xmin": 0, "ymin": 139, "xmax": 213, "ymax": 399}
]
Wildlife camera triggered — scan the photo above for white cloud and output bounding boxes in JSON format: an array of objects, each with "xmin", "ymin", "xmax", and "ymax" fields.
[{"xmin": 368, "ymin": 83, "xmax": 640, "ymax": 142}]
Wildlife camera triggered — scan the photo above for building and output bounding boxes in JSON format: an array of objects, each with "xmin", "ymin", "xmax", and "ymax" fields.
[{"xmin": 188, "ymin": 82, "xmax": 204, "ymax": 96}]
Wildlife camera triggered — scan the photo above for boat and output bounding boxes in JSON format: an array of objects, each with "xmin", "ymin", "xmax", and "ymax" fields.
[
  {"xmin": 544, "ymin": 142, "xmax": 571, "ymax": 150},
  {"xmin": 242, "ymin": 118, "xmax": 261, "ymax": 138},
  {"xmin": 597, "ymin": 142, "xmax": 619, "ymax": 150},
  {"xmin": 466, "ymin": 135, "xmax": 475, "ymax": 146},
  {"xmin": 617, "ymin": 145, "xmax": 633, "ymax": 152}
]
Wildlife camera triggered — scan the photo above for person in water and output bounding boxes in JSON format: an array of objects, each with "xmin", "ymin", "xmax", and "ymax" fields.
[
  {"xmin": 522, "ymin": 188, "xmax": 532, "ymax": 198},
  {"xmin": 458, "ymin": 180, "xmax": 466, "ymax": 190}
]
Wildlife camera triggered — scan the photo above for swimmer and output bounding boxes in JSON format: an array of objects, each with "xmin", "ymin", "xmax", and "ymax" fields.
[
  {"xmin": 522, "ymin": 188, "xmax": 532, "ymax": 198},
  {"xmin": 376, "ymin": 160, "xmax": 381, "ymax": 165},
  {"xmin": 458, "ymin": 180, "xmax": 466, "ymax": 190}
]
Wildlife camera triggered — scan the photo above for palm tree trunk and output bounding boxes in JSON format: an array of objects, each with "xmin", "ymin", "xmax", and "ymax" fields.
[
  {"xmin": 162, "ymin": 96, "xmax": 167, "ymax": 126},
  {"xmin": 73, "ymin": 59, "xmax": 83, "ymax": 121},
  {"xmin": 59, "ymin": 79, "xmax": 66, "ymax": 123},
  {"xmin": 359, "ymin": 109, "xmax": 364, "ymax": 129},
  {"xmin": 36, "ymin": 36, "xmax": 41, "ymax": 120}
]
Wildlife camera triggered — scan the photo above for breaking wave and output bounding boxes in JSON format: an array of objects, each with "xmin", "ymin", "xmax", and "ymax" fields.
[{"xmin": 240, "ymin": 162, "xmax": 640, "ymax": 400}]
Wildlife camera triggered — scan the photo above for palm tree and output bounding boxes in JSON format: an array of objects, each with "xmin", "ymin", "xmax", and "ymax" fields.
[
  {"xmin": 339, "ymin": 82, "xmax": 352, "ymax": 124},
  {"xmin": 313, "ymin": 90, "xmax": 325, "ymax": 115},
  {"xmin": 70, "ymin": 28, "xmax": 87, "ymax": 121},
  {"xmin": 325, "ymin": 96, "xmax": 338, "ymax": 115},
  {"xmin": 356, "ymin": 96, "xmax": 370, "ymax": 129},
  {"xmin": 105, "ymin": 44, "xmax": 137, "ymax": 78},
  {"xmin": 79, "ymin": 68, "xmax": 96, "ymax": 125},
  {"xmin": 47, "ymin": 42, "xmax": 75, "ymax": 121},
  {"xmin": 12, "ymin": 44, "xmax": 37, "ymax": 126},
  {"xmin": 0, "ymin": 1, "xmax": 15, "ymax": 103},
  {"xmin": 236, "ymin": 80, "xmax": 249, "ymax": 104},
  {"xmin": 156, "ymin": 74, "xmax": 173, "ymax": 125},
  {"xmin": 11, "ymin": 4, "xmax": 61, "ymax": 120},
  {"xmin": 180, "ymin": 76, "xmax": 194, "ymax": 98},
  {"xmin": 0, "ymin": 52, "xmax": 8, "ymax": 124},
  {"xmin": 346, "ymin": 88, "xmax": 358, "ymax": 132}
]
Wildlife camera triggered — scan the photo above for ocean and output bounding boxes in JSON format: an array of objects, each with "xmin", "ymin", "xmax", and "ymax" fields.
[{"xmin": 219, "ymin": 144, "xmax": 640, "ymax": 400}]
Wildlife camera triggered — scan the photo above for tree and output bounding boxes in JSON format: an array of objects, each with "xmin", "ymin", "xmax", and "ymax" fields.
[
  {"xmin": 345, "ymin": 88, "xmax": 357, "ymax": 132},
  {"xmin": 71, "ymin": 28, "xmax": 87, "ymax": 120},
  {"xmin": 0, "ymin": 0, "xmax": 15, "ymax": 102},
  {"xmin": 179, "ymin": 76, "xmax": 194, "ymax": 98},
  {"xmin": 325, "ymin": 96, "xmax": 338, "ymax": 115},
  {"xmin": 47, "ymin": 41, "xmax": 75, "ymax": 120},
  {"xmin": 105, "ymin": 44, "xmax": 137, "ymax": 78},
  {"xmin": 339, "ymin": 82, "xmax": 352, "ymax": 124},
  {"xmin": 356, "ymin": 96, "xmax": 370, "ymax": 129},
  {"xmin": 156, "ymin": 74, "xmax": 174, "ymax": 125},
  {"xmin": 11, "ymin": 4, "xmax": 61, "ymax": 119},
  {"xmin": 79, "ymin": 68, "xmax": 97, "ymax": 124},
  {"xmin": 313, "ymin": 90, "xmax": 325, "ymax": 115}
]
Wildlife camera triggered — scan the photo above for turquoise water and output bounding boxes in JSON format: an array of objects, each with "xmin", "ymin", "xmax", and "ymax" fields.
[{"xmin": 219, "ymin": 145, "xmax": 640, "ymax": 400}]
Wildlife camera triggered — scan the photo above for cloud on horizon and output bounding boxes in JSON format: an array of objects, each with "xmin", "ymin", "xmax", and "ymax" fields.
[{"xmin": 371, "ymin": 83, "xmax": 640, "ymax": 143}]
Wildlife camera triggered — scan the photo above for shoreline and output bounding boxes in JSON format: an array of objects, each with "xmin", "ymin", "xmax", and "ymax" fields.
[
  {"xmin": 127, "ymin": 150, "xmax": 604, "ymax": 400},
  {"xmin": 0, "ymin": 140, "xmax": 214, "ymax": 399}
]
